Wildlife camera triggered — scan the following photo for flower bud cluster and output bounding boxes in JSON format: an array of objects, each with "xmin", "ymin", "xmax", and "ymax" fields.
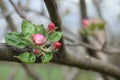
[{"xmin": 32, "ymin": 22, "xmax": 61, "ymax": 54}]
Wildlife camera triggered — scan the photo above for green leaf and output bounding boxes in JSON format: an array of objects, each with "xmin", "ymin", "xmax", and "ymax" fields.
[
  {"xmin": 15, "ymin": 52, "xmax": 36, "ymax": 64},
  {"xmin": 36, "ymin": 24, "xmax": 46, "ymax": 36},
  {"xmin": 22, "ymin": 20, "xmax": 36, "ymax": 38},
  {"xmin": 80, "ymin": 29, "xmax": 88, "ymax": 35},
  {"xmin": 49, "ymin": 31, "xmax": 62, "ymax": 42},
  {"xmin": 22, "ymin": 37, "xmax": 34, "ymax": 48},
  {"xmin": 5, "ymin": 32, "xmax": 27, "ymax": 48},
  {"xmin": 89, "ymin": 24, "xmax": 96, "ymax": 31},
  {"xmin": 80, "ymin": 29, "xmax": 92, "ymax": 35},
  {"xmin": 97, "ymin": 23, "xmax": 105, "ymax": 30},
  {"xmin": 41, "ymin": 53, "xmax": 52, "ymax": 64}
]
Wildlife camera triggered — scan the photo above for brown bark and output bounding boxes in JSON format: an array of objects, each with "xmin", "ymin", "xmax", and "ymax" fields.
[{"xmin": 0, "ymin": 43, "xmax": 120, "ymax": 79}]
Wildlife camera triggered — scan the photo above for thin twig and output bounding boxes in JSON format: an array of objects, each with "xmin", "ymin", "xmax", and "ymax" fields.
[
  {"xmin": 64, "ymin": 36, "xmax": 120, "ymax": 55},
  {"xmin": 0, "ymin": 0, "xmax": 17, "ymax": 31},
  {"xmin": 66, "ymin": 41, "xmax": 100, "ymax": 51},
  {"xmin": 92, "ymin": 0, "xmax": 104, "ymax": 21},
  {"xmin": 17, "ymin": 5, "xmax": 49, "ymax": 19},
  {"xmin": 9, "ymin": 0, "xmax": 29, "ymax": 21},
  {"xmin": 62, "ymin": 27, "xmax": 78, "ymax": 39},
  {"xmin": 0, "ymin": 11, "xmax": 11, "ymax": 18}
]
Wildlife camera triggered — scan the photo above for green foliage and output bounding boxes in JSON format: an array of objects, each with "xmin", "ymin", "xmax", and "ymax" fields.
[
  {"xmin": 80, "ymin": 29, "xmax": 91, "ymax": 35},
  {"xmin": 22, "ymin": 20, "xmax": 36, "ymax": 38},
  {"xmin": 5, "ymin": 20, "xmax": 62, "ymax": 64},
  {"xmin": 80, "ymin": 20, "xmax": 105, "ymax": 35},
  {"xmin": 49, "ymin": 31, "xmax": 62, "ymax": 42},
  {"xmin": 89, "ymin": 24, "xmax": 96, "ymax": 31},
  {"xmin": 15, "ymin": 52, "xmax": 36, "ymax": 63},
  {"xmin": 41, "ymin": 53, "xmax": 52, "ymax": 64},
  {"xmin": 22, "ymin": 37, "xmax": 34, "ymax": 48},
  {"xmin": 0, "ymin": 63, "xmax": 64, "ymax": 80},
  {"xmin": 97, "ymin": 23, "xmax": 105, "ymax": 30},
  {"xmin": 5, "ymin": 32, "xmax": 27, "ymax": 48},
  {"xmin": 36, "ymin": 24, "xmax": 47, "ymax": 36}
]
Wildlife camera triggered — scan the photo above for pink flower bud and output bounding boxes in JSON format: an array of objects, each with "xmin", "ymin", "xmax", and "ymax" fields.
[
  {"xmin": 33, "ymin": 49, "xmax": 40, "ymax": 54},
  {"xmin": 53, "ymin": 42, "xmax": 61, "ymax": 49},
  {"xmin": 91, "ymin": 19, "xmax": 97, "ymax": 24},
  {"xmin": 48, "ymin": 22, "xmax": 55, "ymax": 33},
  {"xmin": 82, "ymin": 19, "xmax": 89, "ymax": 27},
  {"xmin": 32, "ymin": 34, "xmax": 45, "ymax": 46}
]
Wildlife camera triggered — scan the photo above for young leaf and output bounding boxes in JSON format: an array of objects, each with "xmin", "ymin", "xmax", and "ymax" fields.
[
  {"xmin": 97, "ymin": 23, "xmax": 105, "ymax": 30},
  {"xmin": 15, "ymin": 52, "xmax": 36, "ymax": 64},
  {"xmin": 80, "ymin": 29, "xmax": 88, "ymax": 35},
  {"xmin": 41, "ymin": 53, "xmax": 52, "ymax": 64},
  {"xmin": 49, "ymin": 31, "xmax": 62, "ymax": 42},
  {"xmin": 22, "ymin": 37, "xmax": 34, "ymax": 48},
  {"xmin": 22, "ymin": 20, "xmax": 36, "ymax": 38},
  {"xmin": 89, "ymin": 24, "xmax": 96, "ymax": 31},
  {"xmin": 36, "ymin": 24, "xmax": 46, "ymax": 36},
  {"xmin": 5, "ymin": 32, "xmax": 27, "ymax": 48}
]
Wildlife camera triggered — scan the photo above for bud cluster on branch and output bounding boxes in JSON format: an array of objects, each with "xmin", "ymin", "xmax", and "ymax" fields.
[{"xmin": 5, "ymin": 20, "xmax": 62, "ymax": 64}]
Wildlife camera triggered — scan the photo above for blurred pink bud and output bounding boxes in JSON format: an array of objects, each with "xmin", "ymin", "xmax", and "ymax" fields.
[
  {"xmin": 82, "ymin": 19, "xmax": 89, "ymax": 27},
  {"xmin": 91, "ymin": 19, "xmax": 97, "ymax": 24},
  {"xmin": 32, "ymin": 34, "xmax": 45, "ymax": 46},
  {"xmin": 33, "ymin": 49, "xmax": 40, "ymax": 54},
  {"xmin": 53, "ymin": 42, "xmax": 61, "ymax": 49},
  {"xmin": 48, "ymin": 22, "xmax": 55, "ymax": 33}
]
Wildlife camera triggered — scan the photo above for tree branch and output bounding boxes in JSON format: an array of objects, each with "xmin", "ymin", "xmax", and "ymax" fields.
[
  {"xmin": 44, "ymin": 0, "xmax": 61, "ymax": 31},
  {"xmin": 80, "ymin": 0, "xmax": 87, "ymax": 19},
  {"xmin": 0, "ymin": 43, "xmax": 120, "ymax": 79},
  {"xmin": 65, "ymin": 38, "xmax": 120, "ymax": 55},
  {"xmin": 44, "ymin": 0, "xmax": 66, "ymax": 62}
]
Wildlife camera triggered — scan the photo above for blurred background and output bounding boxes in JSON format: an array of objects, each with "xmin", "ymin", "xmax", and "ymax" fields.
[{"xmin": 0, "ymin": 0, "xmax": 120, "ymax": 80}]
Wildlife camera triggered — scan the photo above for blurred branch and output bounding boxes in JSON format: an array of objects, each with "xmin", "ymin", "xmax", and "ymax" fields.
[
  {"xmin": 7, "ymin": 67, "xmax": 17, "ymax": 80},
  {"xmin": 18, "ymin": 5, "xmax": 49, "ymax": 19},
  {"xmin": 79, "ymin": 0, "xmax": 110, "ymax": 80},
  {"xmin": 22, "ymin": 64, "xmax": 40, "ymax": 80},
  {"xmin": 62, "ymin": 67, "xmax": 79, "ymax": 80},
  {"xmin": 65, "ymin": 40, "xmax": 100, "ymax": 51},
  {"xmin": 0, "ymin": 0, "xmax": 17, "ymax": 31},
  {"xmin": 0, "ymin": 43, "xmax": 120, "ymax": 79},
  {"xmin": 9, "ymin": 0, "xmax": 29, "ymax": 21},
  {"xmin": 63, "ymin": 36, "xmax": 75, "ymax": 42},
  {"xmin": 58, "ymin": 0, "xmax": 78, "ymax": 5},
  {"xmin": 10, "ymin": 0, "xmax": 49, "ymax": 20},
  {"xmin": 79, "ymin": 0, "xmax": 97, "ymax": 57},
  {"xmin": 62, "ymin": 27, "xmax": 78, "ymax": 39},
  {"xmin": 92, "ymin": 0, "xmax": 105, "ymax": 21},
  {"xmin": 80, "ymin": 0, "xmax": 87, "ymax": 19},
  {"xmin": 65, "ymin": 37, "xmax": 120, "ymax": 55},
  {"xmin": 0, "ymin": 11, "xmax": 11, "ymax": 18}
]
